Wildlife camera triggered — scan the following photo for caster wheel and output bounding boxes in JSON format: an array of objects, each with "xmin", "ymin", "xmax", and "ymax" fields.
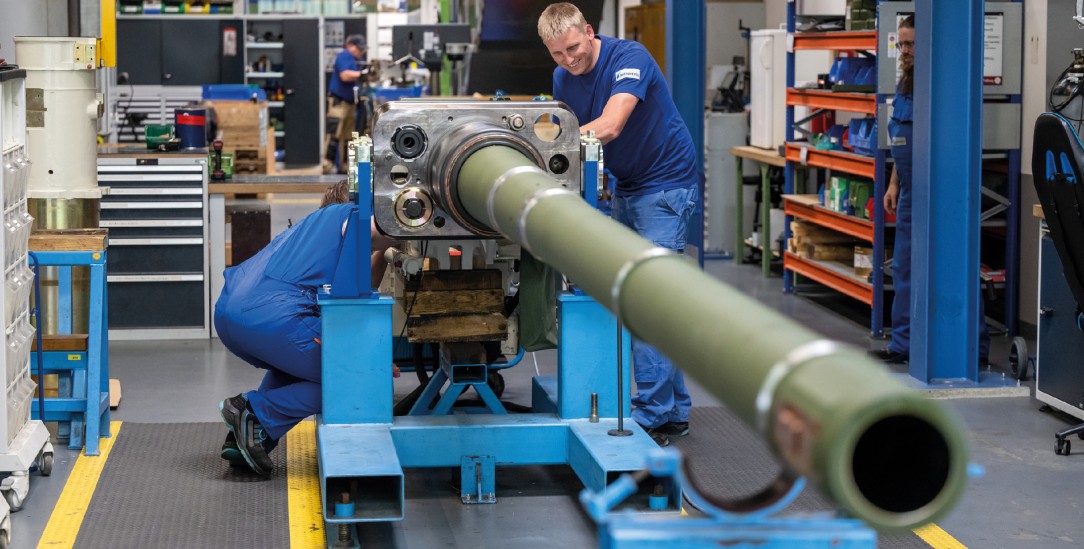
[
  {"xmin": 1056, "ymin": 438, "xmax": 1071, "ymax": 456},
  {"xmin": 487, "ymin": 372, "xmax": 505, "ymax": 399},
  {"xmin": 1009, "ymin": 336, "xmax": 1029, "ymax": 380},
  {"xmin": 4, "ymin": 490, "xmax": 22, "ymax": 512},
  {"xmin": 39, "ymin": 452, "xmax": 53, "ymax": 477}
]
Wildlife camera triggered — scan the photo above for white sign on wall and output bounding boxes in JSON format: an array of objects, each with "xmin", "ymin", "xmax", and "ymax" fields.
[{"xmin": 984, "ymin": 14, "xmax": 1004, "ymax": 85}]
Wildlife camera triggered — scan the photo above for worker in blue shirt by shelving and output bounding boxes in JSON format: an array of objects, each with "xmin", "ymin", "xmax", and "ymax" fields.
[
  {"xmin": 325, "ymin": 34, "xmax": 369, "ymax": 174},
  {"xmin": 871, "ymin": 15, "xmax": 990, "ymax": 366},
  {"xmin": 538, "ymin": 2, "xmax": 702, "ymax": 447}
]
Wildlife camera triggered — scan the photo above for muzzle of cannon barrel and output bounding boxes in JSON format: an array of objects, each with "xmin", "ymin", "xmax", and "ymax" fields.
[{"xmin": 371, "ymin": 102, "xmax": 969, "ymax": 532}]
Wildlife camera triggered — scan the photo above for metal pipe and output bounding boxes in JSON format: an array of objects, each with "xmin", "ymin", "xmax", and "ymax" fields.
[
  {"xmin": 608, "ymin": 320, "xmax": 630, "ymax": 437},
  {"xmin": 455, "ymin": 144, "xmax": 969, "ymax": 532}
]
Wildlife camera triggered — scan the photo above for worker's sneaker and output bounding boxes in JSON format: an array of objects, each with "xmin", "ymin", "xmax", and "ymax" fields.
[
  {"xmin": 219, "ymin": 394, "xmax": 274, "ymax": 477},
  {"xmin": 638, "ymin": 422, "xmax": 671, "ymax": 447},
  {"xmin": 654, "ymin": 421, "xmax": 689, "ymax": 438},
  {"xmin": 219, "ymin": 431, "xmax": 247, "ymax": 468}
]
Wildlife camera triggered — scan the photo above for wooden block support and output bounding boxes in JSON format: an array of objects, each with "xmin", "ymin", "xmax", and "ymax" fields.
[
  {"xmin": 30, "ymin": 334, "xmax": 89, "ymax": 352},
  {"xmin": 407, "ymin": 312, "xmax": 508, "ymax": 343},
  {"xmin": 403, "ymin": 289, "xmax": 504, "ymax": 316},
  {"xmin": 29, "ymin": 229, "xmax": 108, "ymax": 252},
  {"xmin": 397, "ymin": 269, "xmax": 508, "ymax": 343}
]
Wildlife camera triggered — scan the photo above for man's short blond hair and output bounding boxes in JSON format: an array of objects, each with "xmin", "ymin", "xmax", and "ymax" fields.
[{"xmin": 538, "ymin": 3, "xmax": 588, "ymax": 42}]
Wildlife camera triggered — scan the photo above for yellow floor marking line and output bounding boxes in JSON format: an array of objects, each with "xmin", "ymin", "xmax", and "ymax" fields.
[
  {"xmin": 37, "ymin": 421, "xmax": 123, "ymax": 549},
  {"xmin": 287, "ymin": 419, "xmax": 326, "ymax": 548},
  {"xmin": 914, "ymin": 523, "xmax": 968, "ymax": 549}
]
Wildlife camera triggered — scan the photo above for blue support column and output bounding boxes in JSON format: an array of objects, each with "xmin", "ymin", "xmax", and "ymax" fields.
[
  {"xmin": 783, "ymin": 1, "xmax": 798, "ymax": 293},
  {"xmin": 911, "ymin": 0, "xmax": 984, "ymax": 382},
  {"xmin": 1006, "ymin": 147, "xmax": 1021, "ymax": 337},
  {"xmin": 871, "ymin": 148, "xmax": 886, "ymax": 337},
  {"xmin": 667, "ymin": 0, "xmax": 705, "ymax": 265}
]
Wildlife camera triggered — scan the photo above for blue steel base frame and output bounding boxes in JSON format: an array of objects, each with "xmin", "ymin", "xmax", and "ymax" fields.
[
  {"xmin": 315, "ymin": 294, "xmax": 675, "ymax": 546},
  {"xmin": 583, "ymin": 449, "xmax": 875, "ymax": 549}
]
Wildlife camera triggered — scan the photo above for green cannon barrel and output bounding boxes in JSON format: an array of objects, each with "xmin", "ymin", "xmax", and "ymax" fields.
[{"xmin": 457, "ymin": 144, "xmax": 968, "ymax": 532}]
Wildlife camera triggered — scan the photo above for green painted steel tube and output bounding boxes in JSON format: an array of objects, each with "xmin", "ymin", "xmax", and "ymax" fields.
[{"xmin": 456, "ymin": 144, "xmax": 968, "ymax": 532}]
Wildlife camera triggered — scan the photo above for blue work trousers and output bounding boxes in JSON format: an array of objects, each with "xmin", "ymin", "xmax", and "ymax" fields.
[
  {"xmin": 889, "ymin": 123, "xmax": 990, "ymax": 359},
  {"xmin": 214, "ymin": 294, "xmax": 322, "ymax": 441},
  {"xmin": 612, "ymin": 184, "xmax": 698, "ymax": 428}
]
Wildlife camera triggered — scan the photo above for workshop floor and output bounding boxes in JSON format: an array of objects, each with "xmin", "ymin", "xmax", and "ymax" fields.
[{"xmin": 8, "ymin": 259, "xmax": 1084, "ymax": 548}]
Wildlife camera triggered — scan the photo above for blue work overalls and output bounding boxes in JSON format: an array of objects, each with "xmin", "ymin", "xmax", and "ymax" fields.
[
  {"xmin": 888, "ymin": 91, "xmax": 990, "ymax": 359},
  {"xmin": 214, "ymin": 204, "xmax": 355, "ymax": 440}
]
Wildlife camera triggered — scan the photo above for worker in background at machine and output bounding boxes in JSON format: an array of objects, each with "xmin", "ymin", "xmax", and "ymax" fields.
[
  {"xmin": 216, "ymin": 181, "xmax": 398, "ymax": 476},
  {"xmin": 538, "ymin": 3, "xmax": 701, "ymax": 447},
  {"xmin": 871, "ymin": 15, "xmax": 990, "ymax": 366},
  {"xmin": 325, "ymin": 34, "xmax": 369, "ymax": 174}
]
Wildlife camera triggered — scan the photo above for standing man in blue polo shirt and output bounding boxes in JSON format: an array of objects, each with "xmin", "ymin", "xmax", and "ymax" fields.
[
  {"xmin": 325, "ymin": 34, "xmax": 368, "ymax": 173},
  {"xmin": 538, "ymin": 2, "xmax": 701, "ymax": 447}
]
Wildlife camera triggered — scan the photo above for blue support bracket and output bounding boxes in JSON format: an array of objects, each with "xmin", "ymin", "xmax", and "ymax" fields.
[
  {"xmin": 582, "ymin": 134, "xmax": 603, "ymax": 210},
  {"xmin": 531, "ymin": 375, "xmax": 558, "ymax": 414},
  {"xmin": 558, "ymin": 294, "xmax": 629, "ymax": 420},
  {"xmin": 568, "ymin": 421, "xmax": 677, "ymax": 501},
  {"xmin": 410, "ymin": 359, "xmax": 507, "ymax": 416},
  {"xmin": 582, "ymin": 449, "xmax": 875, "ymax": 549},
  {"xmin": 316, "ymin": 423, "xmax": 405, "ymax": 523},
  {"xmin": 320, "ymin": 297, "xmax": 394, "ymax": 424},
  {"xmin": 460, "ymin": 455, "xmax": 496, "ymax": 504}
]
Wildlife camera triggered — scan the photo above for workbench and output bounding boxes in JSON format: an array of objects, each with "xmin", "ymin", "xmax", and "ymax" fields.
[
  {"xmin": 207, "ymin": 174, "xmax": 340, "ymax": 337},
  {"xmin": 730, "ymin": 146, "xmax": 787, "ymax": 276}
]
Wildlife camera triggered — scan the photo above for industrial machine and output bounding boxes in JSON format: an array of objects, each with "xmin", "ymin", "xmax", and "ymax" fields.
[{"xmin": 314, "ymin": 100, "xmax": 969, "ymax": 547}]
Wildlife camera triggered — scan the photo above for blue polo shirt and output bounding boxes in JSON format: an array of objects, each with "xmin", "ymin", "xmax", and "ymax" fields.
[
  {"xmin": 329, "ymin": 49, "xmax": 362, "ymax": 102},
  {"xmin": 552, "ymin": 35, "xmax": 698, "ymax": 196}
]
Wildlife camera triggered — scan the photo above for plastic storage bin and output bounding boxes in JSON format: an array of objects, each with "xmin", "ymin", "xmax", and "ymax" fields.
[
  {"xmin": 202, "ymin": 84, "xmax": 267, "ymax": 102},
  {"xmin": 6, "ymin": 377, "xmax": 34, "ymax": 446},
  {"xmin": 848, "ymin": 117, "xmax": 877, "ymax": 157},
  {"xmin": 4, "ymin": 265, "xmax": 31, "ymax": 326},
  {"xmin": 829, "ymin": 56, "xmax": 876, "ymax": 90},
  {"xmin": 372, "ymin": 85, "xmax": 428, "ymax": 102},
  {"xmin": 3, "ymin": 151, "xmax": 30, "ymax": 209}
]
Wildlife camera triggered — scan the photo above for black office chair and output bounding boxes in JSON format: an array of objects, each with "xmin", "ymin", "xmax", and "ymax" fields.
[{"xmin": 1032, "ymin": 112, "xmax": 1084, "ymax": 455}]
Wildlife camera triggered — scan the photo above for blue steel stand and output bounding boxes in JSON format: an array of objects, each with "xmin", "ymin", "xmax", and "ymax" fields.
[
  {"xmin": 314, "ymin": 139, "xmax": 675, "ymax": 547},
  {"xmin": 28, "ymin": 250, "xmax": 110, "ymax": 455},
  {"xmin": 582, "ymin": 449, "xmax": 875, "ymax": 549}
]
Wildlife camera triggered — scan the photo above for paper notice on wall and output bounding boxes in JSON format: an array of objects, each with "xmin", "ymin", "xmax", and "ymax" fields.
[
  {"xmin": 984, "ymin": 14, "xmax": 1004, "ymax": 86},
  {"xmin": 223, "ymin": 27, "xmax": 237, "ymax": 57}
]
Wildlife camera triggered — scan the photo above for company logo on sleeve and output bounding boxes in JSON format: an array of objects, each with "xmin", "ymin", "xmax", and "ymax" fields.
[{"xmin": 615, "ymin": 68, "xmax": 641, "ymax": 82}]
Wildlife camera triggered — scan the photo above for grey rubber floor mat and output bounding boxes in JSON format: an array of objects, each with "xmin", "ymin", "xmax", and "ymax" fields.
[
  {"xmin": 671, "ymin": 407, "xmax": 931, "ymax": 549},
  {"xmin": 74, "ymin": 422, "xmax": 290, "ymax": 549}
]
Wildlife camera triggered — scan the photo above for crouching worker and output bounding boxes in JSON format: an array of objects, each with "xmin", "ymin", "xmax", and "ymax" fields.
[{"xmin": 215, "ymin": 180, "xmax": 397, "ymax": 476}]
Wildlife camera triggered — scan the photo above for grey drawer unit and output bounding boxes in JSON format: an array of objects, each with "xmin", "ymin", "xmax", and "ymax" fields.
[{"xmin": 98, "ymin": 153, "xmax": 210, "ymax": 339}]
